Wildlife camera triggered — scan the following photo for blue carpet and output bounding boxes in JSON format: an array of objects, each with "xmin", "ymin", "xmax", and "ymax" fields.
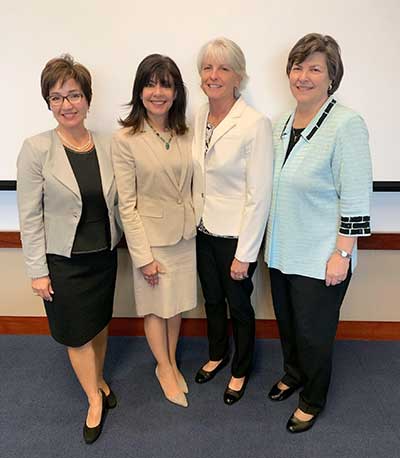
[{"xmin": 1, "ymin": 336, "xmax": 399, "ymax": 458}]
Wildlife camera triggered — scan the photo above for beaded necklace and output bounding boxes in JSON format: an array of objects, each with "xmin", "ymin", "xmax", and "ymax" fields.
[{"xmin": 148, "ymin": 122, "xmax": 173, "ymax": 150}]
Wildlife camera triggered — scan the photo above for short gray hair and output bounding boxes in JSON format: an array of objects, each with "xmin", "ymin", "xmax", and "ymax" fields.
[{"xmin": 197, "ymin": 37, "xmax": 249, "ymax": 90}]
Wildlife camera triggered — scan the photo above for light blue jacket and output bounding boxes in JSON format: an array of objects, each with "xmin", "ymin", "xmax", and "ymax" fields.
[{"xmin": 265, "ymin": 97, "xmax": 372, "ymax": 280}]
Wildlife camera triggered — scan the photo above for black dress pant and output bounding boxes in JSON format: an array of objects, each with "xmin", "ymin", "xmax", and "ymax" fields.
[
  {"xmin": 269, "ymin": 267, "xmax": 351, "ymax": 415},
  {"xmin": 196, "ymin": 231, "xmax": 257, "ymax": 378}
]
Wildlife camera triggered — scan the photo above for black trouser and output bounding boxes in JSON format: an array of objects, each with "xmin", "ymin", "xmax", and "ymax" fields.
[
  {"xmin": 269, "ymin": 267, "xmax": 352, "ymax": 415},
  {"xmin": 196, "ymin": 231, "xmax": 257, "ymax": 378}
]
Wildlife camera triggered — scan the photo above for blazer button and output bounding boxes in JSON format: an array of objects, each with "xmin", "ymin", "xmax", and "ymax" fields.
[{"xmin": 177, "ymin": 199, "xmax": 182, "ymax": 204}]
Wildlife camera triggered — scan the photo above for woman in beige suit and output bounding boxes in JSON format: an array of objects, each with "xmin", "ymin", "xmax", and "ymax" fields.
[
  {"xmin": 17, "ymin": 55, "xmax": 122, "ymax": 444},
  {"xmin": 112, "ymin": 54, "xmax": 196, "ymax": 408}
]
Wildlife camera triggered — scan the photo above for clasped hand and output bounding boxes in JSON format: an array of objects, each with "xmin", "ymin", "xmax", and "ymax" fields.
[{"xmin": 140, "ymin": 260, "xmax": 165, "ymax": 288}]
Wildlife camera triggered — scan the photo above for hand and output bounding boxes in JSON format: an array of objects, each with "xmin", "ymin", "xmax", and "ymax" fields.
[
  {"xmin": 140, "ymin": 260, "xmax": 165, "ymax": 288},
  {"xmin": 230, "ymin": 258, "xmax": 249, "ymax": 281},
  {"xmin": 325, "ymin": 253, "xmax": 350, "ymax": 287},
  {"xmin": 31, "ymin": 276, "xmax": 54, "ymax": 301}
]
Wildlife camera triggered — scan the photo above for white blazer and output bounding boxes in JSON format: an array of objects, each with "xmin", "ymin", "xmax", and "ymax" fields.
[{"xmin": 192, "ymin": 97, "xmax": 273, "ymax": 262}]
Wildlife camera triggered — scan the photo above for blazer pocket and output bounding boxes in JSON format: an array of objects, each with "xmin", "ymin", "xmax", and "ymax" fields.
[{"xmin": 137, "ymin": 201, "xmax": 163, "ymax": 218}]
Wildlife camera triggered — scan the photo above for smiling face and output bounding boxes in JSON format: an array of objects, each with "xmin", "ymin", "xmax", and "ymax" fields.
[
  {"xmin": 49, "ymin": 78, "xmax": 88, "ymax": 131},
  {"xmin": 289, "ymin": 51, "xmax": 332, "ymax": 109},
  {"xmin": 200, "ymin": 57, "xmax": 241, "ymax": 104},
  {"xmin": 141, "ymin": 75, "xmax": 176, "ymax": 126}
]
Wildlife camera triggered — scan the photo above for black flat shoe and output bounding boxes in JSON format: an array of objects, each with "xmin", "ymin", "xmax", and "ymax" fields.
[
  {"xmin": 268, "ymin": 381, "xmax": 299, "ymax": 401},
  {"xmin": 286, "ymin": 411, "xmax": 318, "ymax": 433},
  {"xmin": 195, "ymin": 354, "xmax": 230, "ymax": 384},
  {"xmin": 105, "ymin": 388, "xmax": 117, "ymax": 409},
  {"xmin": 83, "ymin": 390, "xmax": 107, "ymax": 444},
  {"xmin": 223, "ymin": 377, "xmax": 248, "ymax": 405}
]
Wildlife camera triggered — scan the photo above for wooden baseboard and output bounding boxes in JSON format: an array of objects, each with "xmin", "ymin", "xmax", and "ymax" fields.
[
  {"xmin": 1, "ymin": 316, "xmax": 399, "ymax": 340},
  {"xmin": 1, "ymin": 232, "xmax": 400, "ymax": 249}
]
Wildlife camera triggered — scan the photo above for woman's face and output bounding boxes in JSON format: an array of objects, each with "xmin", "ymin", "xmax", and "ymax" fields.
[
  {"xmin": 48, "ymin": 78, "xmax": 88, "ymax": 131},
  {"xmin": 289, "ymin": 52, "xmax": 332, "ymax": 108},
  {"xmin": 141, "ymin": 76, "xmax": 176, "ymax": 125},
  {"xmin": 200, "ymin": 57, "xmax": 241, "ymax": 103}
]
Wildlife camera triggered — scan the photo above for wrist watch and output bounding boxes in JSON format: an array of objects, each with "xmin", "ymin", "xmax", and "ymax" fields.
[{"xmin": 335, "ymin": 248, "xmax": 352, "ymax": 259}]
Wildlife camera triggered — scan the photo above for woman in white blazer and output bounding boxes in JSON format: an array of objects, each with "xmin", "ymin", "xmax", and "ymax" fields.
[
  {"xmin": 192, "ymin": 38, "xmax": 273, "ymax": 404},
  {"xmin": 17, "ymin": 55, "xmax": 122, "ymax": 444},
  {"xmin": 112, "ymin": 54, "xmax": 197, "ymax": 408}
]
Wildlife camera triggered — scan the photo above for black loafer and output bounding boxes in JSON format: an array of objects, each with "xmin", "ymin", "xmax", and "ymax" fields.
[
  {"xmin": 83, "ymin": 390, "xmax": 107, "ymax": 444},
  {"xmin": 286, "ymin": 411, "xmax": 318, "ymax": 433},
  {"xmin": 268, "ymin": 381, "xmax": 299, "ymax": 401},
  {"xmin": 195, "ymin": 354, "xmax": 230, "ymax": 384},
  {"xmin": 223, "ymin": 377, "xmax": 248, "ymax": 405},
  {"xmin": 105, "ymin": 388, "xmax": 117, "ymax": 409}
]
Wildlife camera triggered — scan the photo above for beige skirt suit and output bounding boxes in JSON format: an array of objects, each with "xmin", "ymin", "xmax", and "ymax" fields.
[{"xmin": 111, "ymin": 124, "xmax": 197, "ymax": 318}]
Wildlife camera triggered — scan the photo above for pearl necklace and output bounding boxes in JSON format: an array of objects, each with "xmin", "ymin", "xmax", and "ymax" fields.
[
  {"xmin": 148, "ymin": 122, "xmax": 173, "ymax": 150},
  {"xmin": 57, "ymin": 129, "xmax": 93, "ymax": 152}
]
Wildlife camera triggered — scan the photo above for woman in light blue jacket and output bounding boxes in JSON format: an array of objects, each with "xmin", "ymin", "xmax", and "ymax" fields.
[
  {"xmin": 265, "ymin": 34, "xmax": 372, "ymax": 433},
  {"xmin": 17, "ymin": 55, "xmax": 121, "ymax": 444}
]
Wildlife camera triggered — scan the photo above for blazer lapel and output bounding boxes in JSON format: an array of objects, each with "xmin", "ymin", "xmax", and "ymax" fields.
[
  {"xmin": 50, "ymin": 130, "xmax": 80, "ymax": 197},
  {"xmin": 93, "ymin": 132, "xmax": 113, "ymax": 198},
  {"xmin": 176, "ymin": 134, "xmax": 188, "ymax": 191},
  {"xmin": 206, "ymin": 97, "xmax": 247, "ymax": 152}
]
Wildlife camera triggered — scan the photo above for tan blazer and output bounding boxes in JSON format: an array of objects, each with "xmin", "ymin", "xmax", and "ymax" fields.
[
  {"xmin": 111, "ymin": 124, "xmax": 196, "ymax": 269},
  {"xmin": 17, "ymin": 130, "xmax": 122, "ymax": 279}
]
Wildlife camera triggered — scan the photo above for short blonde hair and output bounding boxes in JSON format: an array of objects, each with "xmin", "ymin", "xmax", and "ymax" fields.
[{"xmin": 197, "ymin": 37, "xmax": 248, "ymax": 90}]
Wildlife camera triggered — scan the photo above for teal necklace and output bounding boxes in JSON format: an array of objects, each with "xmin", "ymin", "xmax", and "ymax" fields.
[{"xmin": 148, "ymin": 122, "xmax": 173, "ymax": 150}]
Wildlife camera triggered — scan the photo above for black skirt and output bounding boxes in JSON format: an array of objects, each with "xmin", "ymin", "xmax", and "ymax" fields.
[{"xmin": 44, "ymin": 249, "xmax": 118, "ymax": 347}]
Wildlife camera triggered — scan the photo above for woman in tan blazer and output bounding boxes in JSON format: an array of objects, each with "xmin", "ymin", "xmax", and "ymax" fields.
[
  {"xmin": 112, "ymin": 54, "xmax": 197, "ymax": 408},
  {"xmin": 17, "ymin": 55, "xmax": 122, "ymax": 444}
]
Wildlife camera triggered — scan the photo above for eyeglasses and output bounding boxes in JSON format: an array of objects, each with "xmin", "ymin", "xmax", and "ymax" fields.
[{"xmin": 47, "ymin": 92, "xmax": 84, "ymax": 106}]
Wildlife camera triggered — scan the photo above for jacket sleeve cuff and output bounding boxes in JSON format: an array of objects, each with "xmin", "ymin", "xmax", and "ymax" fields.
[{"xmin": 339, "ymin": 215, "xmax": 371, "ymax": 236}]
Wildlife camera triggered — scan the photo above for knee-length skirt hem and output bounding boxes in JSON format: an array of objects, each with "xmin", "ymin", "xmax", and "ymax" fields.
[
  {"xmin": 44, "ymin": 249, "xmax": 117, "ymax": 347},
  {"xmin": 133, "ymin": 238, "xmax": 197, "ymax": 319}
]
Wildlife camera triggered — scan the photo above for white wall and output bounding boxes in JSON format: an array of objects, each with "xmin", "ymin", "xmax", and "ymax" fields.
[{"xmin": 1, "ymin": 0, "xmax": 399, "ymax": 181}]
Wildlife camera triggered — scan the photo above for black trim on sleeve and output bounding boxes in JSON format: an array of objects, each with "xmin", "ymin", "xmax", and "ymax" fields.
[{"xmin": 339, "ymin": 216, "xmax": 371, "ymax": 236}]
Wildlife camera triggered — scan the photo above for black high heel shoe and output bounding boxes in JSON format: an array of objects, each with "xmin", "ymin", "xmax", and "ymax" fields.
[
  {"xmin": 195, "ymin": 353, "xmax": 230, "ymax": 384},
  {"xmin": 83, "ymin": 390, "xmax": 107, "ymax": 444},
  {"xmin": 286, "ymin": 411, "xmax": 318, "ymax": 433},
  {"xmin": 223, "ymin": 376, "xmax": 248, "ymax": 405},
  {"xmin": 268, "ymin": 381, "xmax": 299, "ymax": 401},
  {"xmin": 104, "ymin": 387, "xmax": 117, "ymax": 409}
]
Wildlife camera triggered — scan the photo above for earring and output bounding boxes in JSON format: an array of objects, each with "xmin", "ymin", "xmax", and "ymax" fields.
[{"xmin": 328, "ymin": 82, "xmax": 333, "ymax": 92}]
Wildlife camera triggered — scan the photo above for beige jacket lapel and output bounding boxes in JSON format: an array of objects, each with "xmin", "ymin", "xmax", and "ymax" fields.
[
  {"xmin": 50, "ymin": 130, "xmax": 80, "ymax": 197},
  {"xmin": 93, "ymin": 132, "xmax": 113, "ymax": 198},
  {"xmin": 176, "ymin": 134, "xmax": 189, "ymax": 191}
]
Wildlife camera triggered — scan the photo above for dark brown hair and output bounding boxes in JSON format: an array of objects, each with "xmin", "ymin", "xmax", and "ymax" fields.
[
  {"xmin": 41, "ymin": 54, "xmax": 92, "ymax": 108},
  {"xmin": 286, "ymin": 33, "xmax": 344, "ymax": 95},
  {"xmin": 119, "ymin": 54, "xmax": 188, "ymax": 135}
]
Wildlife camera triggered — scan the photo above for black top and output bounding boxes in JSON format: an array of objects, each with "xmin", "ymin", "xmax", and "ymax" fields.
[
  {"xmin": 283, "ymin": 127, "xmax": 304, "ymax": 166},
  {"xmin": 65, "ymin": 147, "xmax": 110, "ymax": 254}
]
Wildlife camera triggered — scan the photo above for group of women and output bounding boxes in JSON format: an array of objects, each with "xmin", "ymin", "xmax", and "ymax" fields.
[{"xmin": 17, "ymin": 33, "xmax": 372, "ymax": 443}]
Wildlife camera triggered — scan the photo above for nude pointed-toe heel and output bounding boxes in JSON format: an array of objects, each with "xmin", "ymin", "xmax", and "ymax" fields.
[
  {"xmin": 177, "ymin": 373, "xmax": 189, "ymax": 394},
  {"xmin": 155, "ymin": 366, "xmax": 188, "ymax": 408}
]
